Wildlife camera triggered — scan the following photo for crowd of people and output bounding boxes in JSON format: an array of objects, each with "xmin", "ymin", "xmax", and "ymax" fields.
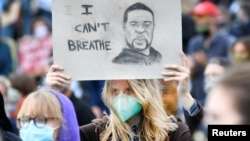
[{"xmin": 1, "ymin": 0, "xmax": 250, "ymax": 141}]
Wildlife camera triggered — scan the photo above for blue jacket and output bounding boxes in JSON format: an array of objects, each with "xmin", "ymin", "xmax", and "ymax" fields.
[
  {"xmin": 187, "ymin": 32, "xmax": 232, "ymax": 105},
  {"xmin": 0, "ymin": 42, "xmax": 12, "ymax": 77}
]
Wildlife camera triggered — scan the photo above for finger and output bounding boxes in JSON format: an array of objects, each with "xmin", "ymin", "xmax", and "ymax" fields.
[
  {"xmin": 180, "ymin": 51, "xmax": 188, "ymax": 68},
  {"xmin": 51, "ymin": 73, "xmax": 71, "ymax": 81},
  {"xmin": 162, "ymin": 71, "xmax": 184, "ymax": 77},
  {"xmin": 163, "ymin": 76, "xmax": 183, "ymax": 82},
  {"xmin": 49, "ymin": 76, "xmax": 71, "ymax": 84},
  {"xmin": 46, "ymin": 76, "xmax": 71, "ymax": 88},
  {"xmin": 46, "ymin": 76, "xmax": 71, "ymax": 86},
  {"xmin": 48, "ymin": 72, "xmax": 71, "ymax": 80},
  {"xmin": 48, "ymin": 65, "xmax": 64, "ymax": 73},
  {"xmin": 48, "ymin": 80, "xmax": 66, "ymax": 88},
  {"xmin": 164, "ymin": 64, "xmax": 189, "ymax": 73}
]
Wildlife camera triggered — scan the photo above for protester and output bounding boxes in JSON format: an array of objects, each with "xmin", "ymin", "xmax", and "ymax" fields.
[
  {"xmin": 230, "ymin": 36, "xmax": 250, "ymax": 64},
  {"xmin": 17, "ymin": 16, "xmax": 53, "ymax": 85},
  {"xmin": 0, "ymin": 91, "xmax": 22, "ymax": 141},
  {"xmin": 0, "ymin": 75, "xmax": 20, "ymax": 135},
  {"xmin": 187, "ymin": 1, "xmax": 233, "ymax": 106},
  {"xmin": 0, "ymin": 38, "xmax": 13, "ymax": 77},
  {"xmin": 0, "ymin": 0, "xmax": 21, "ymax": 38},
  {"xmin": 181, "ymin": 62, "xmax": 250, "ymax": 140},
  {"xmin": 204, "ymin": 62, "xmax": 250, "ymax": 125},
  {"xmin": 83, "ymin": 80, "xmax": 109, "ymax": 118},
  {"xmin": 46, "ymin": 52, "xmax": 193, "ymax": 141},
  {"xmin": 8, "ymin": 72, "xmax": 37, "ymax": 119},
  {"xmin": 16, "ymin": 88, "xmax": 80, "ymax": 141},
  {"xmin": 203, "ymin": 57, "xmax": 230, "ymax": 93},
  {"xmin": 228, "ymin": 0, "xmax": 250, "ymax": 38},
  {"xmin": 160, "ymin": 80, "xmax": 179, "ymax": 116}
]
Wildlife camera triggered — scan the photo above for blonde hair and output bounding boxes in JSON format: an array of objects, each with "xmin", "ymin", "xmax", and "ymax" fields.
[
  {"xmin": 17, "ymin": 89, "xmax": 63, "ymax": 125},
  {"xmin": 101, "ymin": 79, "xmax": 178, "ymax": 141}
]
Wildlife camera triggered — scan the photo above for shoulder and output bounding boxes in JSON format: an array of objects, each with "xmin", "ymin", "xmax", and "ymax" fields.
[
  {"xmin": 0, "ymin": 41, "xmax": 8, "ymax": 47},
  {"xmin": 80, "ymin": 123, "xmax": 99, "ymax": 141},
  {"xmin": 0, "ymin": 42, "xmax": 10, "ymax": 52},
  {"xmin": 0, "ymin": 128, "xmax": 22, "ymax": 141},
  {"xmin": 187, "ymin": 35, "xmax": 204, "ymax": 53},
  {"xmin": 189, "ymin": 35, "xmax": 203, "ymax": 43},
  {"xmin": 112, "ymin": 49, "xmax": 139, "ymax": 64},
  {"xmin": 168, "ymin": 121, "xmax": 193, "ymax": 141},
  {"xmin": 80, "ymin": 118, "xmax": 108, "ymax": 141},
  {"xmin": 150, "ymin": 47, "xmax": 161, "ymax": 55}
]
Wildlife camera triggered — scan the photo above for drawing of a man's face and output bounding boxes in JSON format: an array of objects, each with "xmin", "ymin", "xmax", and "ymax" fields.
[{"xmin": 124, "ymin": 10, "xmax": 154, "ymax": 51}]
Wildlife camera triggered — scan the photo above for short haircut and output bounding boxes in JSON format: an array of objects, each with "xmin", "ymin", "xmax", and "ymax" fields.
[
  {"xmin": 123, "ymin": 2, "xmax": 154, "ymax": 24},
  {"xmin": 17, "ymin": 89, "xmax": 64, "ymax": 126},
  {"xmin": 8, "ymin": 72, "xmax": 36, "ymax": 96}
]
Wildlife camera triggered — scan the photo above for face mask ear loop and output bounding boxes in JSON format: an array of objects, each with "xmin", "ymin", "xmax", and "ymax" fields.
[{"xmin": 53, "ymin": 125, "xmax": 61, "ymax": 131}]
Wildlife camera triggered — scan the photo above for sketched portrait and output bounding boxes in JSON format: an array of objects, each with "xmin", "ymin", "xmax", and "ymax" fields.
[{"xmin": 112, "ymin": 2, "xmax": 162, "ymax": 65}]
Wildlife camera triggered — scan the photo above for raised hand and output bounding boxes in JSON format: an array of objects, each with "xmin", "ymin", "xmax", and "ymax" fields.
[
  {"xmin": 162, "ymin": 51, "xmax": 194, "ymax": 110},
  {"xmin": 45, "ymin": 65, "xmax": 71, "ymax": 91},
  {"xmin": 162, "ymin": 51, "xmax": 190, "ymax": 96}
]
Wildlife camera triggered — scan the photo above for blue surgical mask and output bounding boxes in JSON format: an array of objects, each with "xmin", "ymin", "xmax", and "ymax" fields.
[
  {"xmin": 113, "ymin": 94, "xmax": 143, "ymax": 122},
  {"xmin": 20, "ymin": 121, "xmax": 57, "ymax": 141}
]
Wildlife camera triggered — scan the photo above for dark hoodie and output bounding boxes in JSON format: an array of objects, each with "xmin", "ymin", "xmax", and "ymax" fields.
[
  {"xmin": 0, "ymin": 92, "xmax": 22, "ymax": 141},
  {"xmin": 112, "ymin": 47, "xmax": 162, "ymax": 65}
]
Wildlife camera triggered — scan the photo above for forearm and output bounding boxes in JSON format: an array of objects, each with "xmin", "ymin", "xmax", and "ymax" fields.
[
  {"xmin": 179, "ymin": 92, "xmax": 195, "ymax": 111},
  {"xmin": 1, "ymin": 1, "xmax": 21, "ymax": 27}
]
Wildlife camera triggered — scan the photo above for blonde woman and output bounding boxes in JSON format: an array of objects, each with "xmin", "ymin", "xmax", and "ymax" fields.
[
  {"xmin": 46, "ymin": 52, "xmax": 193, "ymax": 141},
  {"xmin": 16, "ymin": 89, "xmax": 80, "ymax": 141}
]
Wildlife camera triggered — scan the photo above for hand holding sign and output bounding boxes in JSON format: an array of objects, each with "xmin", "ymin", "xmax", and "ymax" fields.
[
  {"xmin": 46, "ymin": 65, "xmax": 71, "ymax": 91},
  {"xmin": 52, "ymin": 0, "xmax": 182, "ymax": 80}
]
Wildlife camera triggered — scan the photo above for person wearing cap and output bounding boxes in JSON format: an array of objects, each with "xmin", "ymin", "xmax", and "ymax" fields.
[{"xmin": 186, "ymin": 1, "xmax": 234, "ymax": 106}]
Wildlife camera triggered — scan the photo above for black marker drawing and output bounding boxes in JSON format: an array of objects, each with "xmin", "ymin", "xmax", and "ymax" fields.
[
  {"xmin": 52, "ymin": 0, "xmax": 182, "ymax": 80},
  {"xmin": 81, "ymin": 5, "xmax": 93, "ymax": 15},
  {"xmin": 112, "ymin": 2, "xmax": 162, "ymax": 65}
]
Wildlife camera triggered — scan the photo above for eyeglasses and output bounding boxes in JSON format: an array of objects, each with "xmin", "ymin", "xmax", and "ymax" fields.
[{"xmin": 17, "ymin": 116, "xmax": 58, "ymax": 129}]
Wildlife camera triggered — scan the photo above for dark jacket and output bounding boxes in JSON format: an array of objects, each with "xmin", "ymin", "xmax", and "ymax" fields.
[
  {"xmin": 0, "ymin": 128, "xmax": 22, "ymax": 141},
  {"xmin": 112, "ymin": 47, "xmax": 162, "ymax": 65},
  {"xmin": 187, "ymin": 32, "xmax": 232, "ymax": 105},
  {"xmin": 0, "ymin": 92, "xmax": 22, "ymax": 141},
  {"xmin": 70, "ymin": 93, "xmax": 95, "ymax": 126},
  {"xmin": 0, "ymin": 42, "xmax": 13, "ymax": 77},
  {"xmin": 183, "ymin": 102, "xmax": 204, "ymax": 134},
  {"xmin": 79, "ymin": 118, "xmax": 193, "ymax": 141}
]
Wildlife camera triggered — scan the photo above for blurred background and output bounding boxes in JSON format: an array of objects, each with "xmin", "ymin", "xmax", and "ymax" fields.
[{"xmin": 1, "ymin": 0, "xmax": 250, "ymax": 140}]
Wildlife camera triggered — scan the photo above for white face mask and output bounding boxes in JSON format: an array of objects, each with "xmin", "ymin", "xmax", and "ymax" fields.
[
  {"xmin": 204, "ymin": 75, "xmax": 220, "ymax": 93},
  {"xmin": 34, "ymin": 26, "xmax": 49, "ymax": 38}
]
